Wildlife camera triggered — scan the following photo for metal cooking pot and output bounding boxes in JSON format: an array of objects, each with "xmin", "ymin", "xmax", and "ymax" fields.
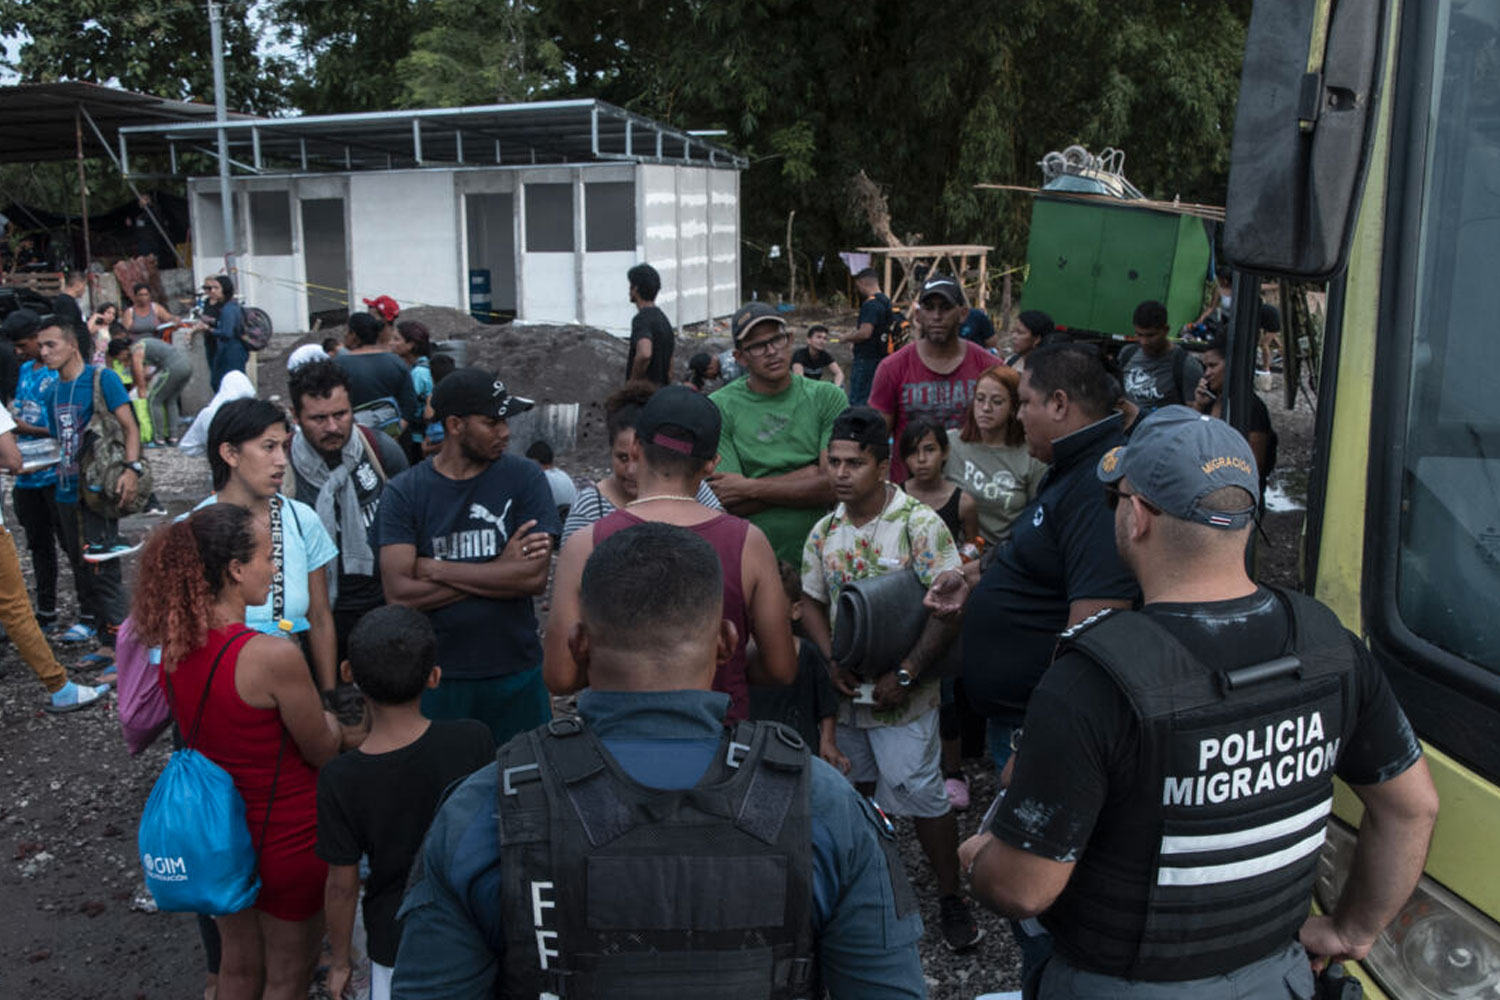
[{"xmin": 830, "ymin": 568, "xmax": 960, "ymax": 681}]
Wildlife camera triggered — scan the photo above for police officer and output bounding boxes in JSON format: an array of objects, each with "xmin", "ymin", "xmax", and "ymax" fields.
[
  {"xmin": 959, "ymin": 406, "xmax": 1438, "ymax": 998},
  {"xmin": 392, "ymin": 522, "xmax": 926, "ymax": 999}
]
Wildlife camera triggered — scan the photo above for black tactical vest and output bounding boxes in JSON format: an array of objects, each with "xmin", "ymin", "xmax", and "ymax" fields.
[
  {"xmin": 496, "ymin": 716, "xmax": 816, "ymax": 999},
  {"xmin": 1045, "ymin": 588, "xmax": 1357, "ymax": 982}
]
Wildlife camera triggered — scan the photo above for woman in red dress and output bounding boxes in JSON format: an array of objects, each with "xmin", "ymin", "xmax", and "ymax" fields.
[{"xmin": 134, "ymin": 503, "xmax": 342, "ymax": 1000}]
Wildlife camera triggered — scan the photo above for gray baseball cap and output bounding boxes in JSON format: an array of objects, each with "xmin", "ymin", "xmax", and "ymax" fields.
[{"xmin": 1096, "ymin": 405, "xmax": 1259, "ymax": 529}]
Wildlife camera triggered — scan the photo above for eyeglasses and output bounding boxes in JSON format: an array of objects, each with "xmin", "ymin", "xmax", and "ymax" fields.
[
  {"xmin": 1104, "ymin": 483, "xmax": 1160, "ymax": 514},
  {"xmin": 740, "ymin": 331, "xmax": 791, "ymax": 357}
]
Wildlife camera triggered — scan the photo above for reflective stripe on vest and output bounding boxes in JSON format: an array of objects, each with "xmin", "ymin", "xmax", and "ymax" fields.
[{"xmin": 1048, "ymin": 587, "xmax": 1357, "ymax": 982}]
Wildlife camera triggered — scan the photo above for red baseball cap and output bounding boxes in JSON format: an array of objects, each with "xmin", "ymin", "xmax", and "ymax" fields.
[{"xmin": 362, "ymin": 295, "xmax": 400, "ymax": 322}]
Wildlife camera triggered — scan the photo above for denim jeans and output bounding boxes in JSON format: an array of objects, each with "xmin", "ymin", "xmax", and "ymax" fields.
[
  {"xmin": 848, "ymin": 355, "xmax": 880, "ymax": 406},
  {"xmin": 12, "ymin": 484, "xmax": 61, "ymax": 616},
  {"xmin": 56, "ymin": 501, "xmax": 127, "ymax": 647}
]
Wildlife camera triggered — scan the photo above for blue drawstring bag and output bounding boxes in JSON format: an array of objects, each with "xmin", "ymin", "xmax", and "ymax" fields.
[{"xmin": 138, "ymin": 630, "xmax": 281, "ymax": 915}]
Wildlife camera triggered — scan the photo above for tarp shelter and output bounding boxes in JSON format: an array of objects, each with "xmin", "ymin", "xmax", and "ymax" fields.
[
  {"xmin": 121, "ymin": 100, "xmax": 748, "ymax": 335},
  {"xmin": 0, "ymin": 82, "xmax": 254, "ymax": 271}
]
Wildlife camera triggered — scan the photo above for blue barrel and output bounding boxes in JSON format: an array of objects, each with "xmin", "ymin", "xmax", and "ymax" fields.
[{"xmin": 469, "ymin": 269, "xmax": 492, "ymax": 322}]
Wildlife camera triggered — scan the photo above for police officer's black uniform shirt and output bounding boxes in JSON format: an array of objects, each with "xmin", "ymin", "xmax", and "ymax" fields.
[
  {"xmin": 991, "ymin": 588, "xmax": 1422, "ymax": 975},
  {"xmin": 961, "ymin": 412, "xmax": 1139, "ymax": 720}
]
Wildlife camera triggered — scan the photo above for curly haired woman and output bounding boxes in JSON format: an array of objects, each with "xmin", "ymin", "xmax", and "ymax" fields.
[{"xmin": 134, "ymin": 503, "xmax": 342, "ymax": 1000}]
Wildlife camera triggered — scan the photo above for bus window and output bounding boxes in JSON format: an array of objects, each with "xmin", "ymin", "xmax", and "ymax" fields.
[{"xmin": 1395, "ymin": 1, "xmax": 1500, "ymax": 672}]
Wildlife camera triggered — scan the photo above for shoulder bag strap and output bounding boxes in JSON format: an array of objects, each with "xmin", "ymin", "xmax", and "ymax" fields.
[
  {"xmin": 357, "ymin": 425, "xmax": 387, "ymax": 481},
  {"xmin": 268, "ymin": 495, "xmax": 285, "ymax": 624},
  {"xmin": 258, "ymin": 730, "xmax": 288, "ymax": 856},
  {"xmin": 1172, "ymin": 347, "xmax": 1189, "ymax": 400},
  {"xmin": 172, "ymin": 627, "xmax": 257, "ymax": 750},
  {"xmin": 91, "ymin": 366, "xmax": 106, "ymax": 416}
]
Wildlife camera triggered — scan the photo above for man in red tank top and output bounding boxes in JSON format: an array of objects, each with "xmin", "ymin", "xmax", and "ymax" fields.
[{"xmin": 544, "ymin": 387, "xmax": 797, "ymax": 720}]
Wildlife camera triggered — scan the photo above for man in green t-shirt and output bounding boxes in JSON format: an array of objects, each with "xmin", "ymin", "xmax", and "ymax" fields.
[{"xmin": 708, "ymin": 303, "xmax": 845, "ymax": 563}]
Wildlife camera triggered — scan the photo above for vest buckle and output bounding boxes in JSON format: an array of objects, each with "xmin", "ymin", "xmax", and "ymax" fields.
[{"xmin": 547, "ymin": 716, "xmax": 585, "ymax": 737}]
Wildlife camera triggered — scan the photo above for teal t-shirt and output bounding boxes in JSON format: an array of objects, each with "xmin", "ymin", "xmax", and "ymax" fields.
[
  {"xmin": 192, "ymin": 493, "xmax": 338, "ymax": 634},
  {"xmin": 710, "ymin": 375, "xmax": 847, "ymax": 563}
]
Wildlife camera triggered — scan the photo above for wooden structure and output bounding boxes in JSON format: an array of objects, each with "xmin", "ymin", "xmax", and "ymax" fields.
[{"xmin": 855, "ymin": 244, "xmax": 992, "ymax": 311}]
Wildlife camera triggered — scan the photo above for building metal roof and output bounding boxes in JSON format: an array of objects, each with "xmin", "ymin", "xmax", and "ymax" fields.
[
  {"xmin": 120, "ymin": 99, "xmax": 748, "ymax": 177},
  {"xmin": 0, "ymin": 81, "xmax": 255, "ymax": 164}
]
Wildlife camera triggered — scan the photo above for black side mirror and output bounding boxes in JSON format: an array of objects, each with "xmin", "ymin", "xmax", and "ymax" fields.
[{"xmin": 1224, "ymin": 0, "xmax": 1392, "ymax": 279}]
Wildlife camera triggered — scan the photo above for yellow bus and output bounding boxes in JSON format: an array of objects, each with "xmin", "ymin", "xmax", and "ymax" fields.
[{"xmin": 1224, "ymin": 1, "xmax": 1500, "ymax": 995}]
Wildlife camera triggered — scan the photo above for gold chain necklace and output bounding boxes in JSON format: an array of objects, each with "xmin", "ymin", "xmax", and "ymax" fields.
[{"xmin": 626, "ymin": 493, "xmax": 699, "ymax": 507}]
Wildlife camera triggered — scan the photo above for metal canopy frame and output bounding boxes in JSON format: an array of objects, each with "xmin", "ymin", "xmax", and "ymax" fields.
[
  {"xmin": 0, "ymin": 81, "xmax": 254, "ymax": 164},
  {"xmin": 120, "ymin": 99, "xmax": 748, "ymax": 177}
]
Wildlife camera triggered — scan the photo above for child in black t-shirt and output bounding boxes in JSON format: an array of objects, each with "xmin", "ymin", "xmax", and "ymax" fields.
[
  {"xmin": 749, "ymin": 563, "xmax": 849, "ymax": 773},
  {"xmin": 317, "ymin": 606, "xmax": 495, "ymax": 1000}
]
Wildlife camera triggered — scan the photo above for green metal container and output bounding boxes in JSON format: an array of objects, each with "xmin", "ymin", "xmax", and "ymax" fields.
[{"xmin": 1023, "ymin": 195, "xmax": 1212, "ymax": 339}]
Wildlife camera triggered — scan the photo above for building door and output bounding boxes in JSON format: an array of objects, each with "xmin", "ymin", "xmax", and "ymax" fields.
[
  {"xmin": 301, "ymin": 198, "xmax": 348, "ymax": 328},
  {"xmin": 465, "ymin": 193, "xmax": 516, "ymax": 320}
]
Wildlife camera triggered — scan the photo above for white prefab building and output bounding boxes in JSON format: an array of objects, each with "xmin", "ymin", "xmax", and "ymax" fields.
[{"xmin": 119, "ymin": 101, "xmax": 746, "ymax": 335}]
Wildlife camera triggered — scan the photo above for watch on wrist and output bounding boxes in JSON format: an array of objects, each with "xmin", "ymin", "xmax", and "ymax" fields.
[
  {"xmin": 895, "ymin": 667, "xmax": 915, "ymax": 688},
  {"xmin": 125, "ymin": 461, "xmax": 144, "ymax": 474}
]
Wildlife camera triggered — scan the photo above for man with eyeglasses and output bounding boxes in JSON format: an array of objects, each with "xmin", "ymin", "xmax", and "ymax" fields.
[
  {"xmin": 959, "ymin": 406, "xmax": 1436, "ymax": 998},
  {"xmin": 708, "ymin": 302, "xmax": 845, "ymax": 564},
  {"xmin": 868, "ymin": 275, "xmax": 1000, "ymax": 482}
]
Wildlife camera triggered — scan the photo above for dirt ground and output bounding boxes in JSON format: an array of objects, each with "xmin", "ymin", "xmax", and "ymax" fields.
[{"xmin": 0, "ymin": 312, "xmax": 1315, "ymax": 999}]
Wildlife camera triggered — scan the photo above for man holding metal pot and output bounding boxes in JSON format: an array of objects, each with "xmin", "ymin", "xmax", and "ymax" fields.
[{"xmin": 799, "ymin": 405, "xmax": 984, "ymax": 954}]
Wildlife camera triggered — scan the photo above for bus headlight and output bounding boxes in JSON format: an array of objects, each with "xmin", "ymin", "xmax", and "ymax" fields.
[{"xmin": 1315, "ymin": 820, "xmax": 1500, "ymax": 998}]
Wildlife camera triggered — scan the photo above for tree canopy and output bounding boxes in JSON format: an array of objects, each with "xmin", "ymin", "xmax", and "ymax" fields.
[{"xmin": 2, "ymin": 0, "xmax": 1252, "ymax": 295}]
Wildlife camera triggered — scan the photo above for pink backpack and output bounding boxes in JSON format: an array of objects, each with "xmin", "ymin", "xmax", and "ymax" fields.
[{"xmin": 116, "ymin": 617, "xmax": 170, "ymax": 754}]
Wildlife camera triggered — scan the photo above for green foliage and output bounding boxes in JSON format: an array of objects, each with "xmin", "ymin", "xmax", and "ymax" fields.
[
  {"xmin": 0, "ymin": 0, "xmax": 292, "ymax": 114},
  {"xmin": 394, "ymin": 0, "xmax": 561, "ymax": 107},
  {"xmin": 268, "ymin": 0, "xmax": 442, "ymax": 113},
  {"xmin": 1, "ymin": 0, "xmax": 1252, "ymax": 299},
  {"xmin": 527, "ymin": 0, "xmax": 1253, "ymax": 296}
]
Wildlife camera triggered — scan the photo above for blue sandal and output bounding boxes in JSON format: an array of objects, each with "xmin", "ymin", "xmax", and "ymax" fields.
[{"xmin": 76, "ymin": 651, "xmax": 115, "ymax": 671}]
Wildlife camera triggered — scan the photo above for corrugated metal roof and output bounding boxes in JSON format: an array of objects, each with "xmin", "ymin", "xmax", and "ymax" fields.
[
  {"xmin": 0, "ymin": 81, "xmax": 255, "ymax": 163},
  {"xmin": 120, "ymin": 99, "xmax": 747, "ymax": 176}
]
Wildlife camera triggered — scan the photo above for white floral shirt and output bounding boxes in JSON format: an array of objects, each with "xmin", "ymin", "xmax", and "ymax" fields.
[{"xmin": 801, "ymin": 486, "xmax": 960, "ymax": 727}]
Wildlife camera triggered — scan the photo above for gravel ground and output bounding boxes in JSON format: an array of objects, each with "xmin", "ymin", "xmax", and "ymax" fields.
[{"xmin": 0, "ymin": 322, "xmax": 1315, "ymax": 998}]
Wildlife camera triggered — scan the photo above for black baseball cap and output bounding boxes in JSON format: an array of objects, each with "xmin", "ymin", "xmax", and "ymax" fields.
[
  {"xmin": 636, "ymin": 385, "xmax": 721, "ymax": 461},
  {"xmin": 829, "ymin": 406, "xmax": 889, "ymax": 451},
  {"xmin": 430, "ymin": 368, "xmax": 534, "ymax": 422},
  {"xmin": 1097, "ymin": 405, "xmax": 1260, "ymax": 529},
  {"xmin": 730, "ymin": 301, "xmax": 787, "ymax": 347},
  {"xmin": 918, "ymin": 275, "xmax": 967, "ymax": 307}
]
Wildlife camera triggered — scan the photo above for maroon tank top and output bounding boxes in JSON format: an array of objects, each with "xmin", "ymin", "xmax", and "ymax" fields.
[{"xmin": 593, "ymin": 508, "xmax": 752, "ymax": 721}]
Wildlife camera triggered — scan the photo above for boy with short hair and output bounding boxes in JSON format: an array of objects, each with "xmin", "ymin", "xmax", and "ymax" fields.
[
  {"xmin": 749, "ymin": 562, "xmax": 848, "ymax": 772},
  {"xmin": 317, "ymin": 605, "xmax": 495, "ymax": 1000},
  {"xmin": 799, "ymin": 405, "xmax": 984, "ymax": 953}
]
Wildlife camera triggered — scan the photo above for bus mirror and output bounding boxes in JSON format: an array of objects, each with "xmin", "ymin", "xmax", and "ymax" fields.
[{"xmin": 1224, "ymin": 0, "xmax": 1390, "ymax": 280}]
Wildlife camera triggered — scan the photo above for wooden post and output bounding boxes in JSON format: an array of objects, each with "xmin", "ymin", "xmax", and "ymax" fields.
[
  {"xmin": 883, "ymin": 252, "xmax": 893, "ymax": 301},
  {"xmin": 977, "ymin": 251, "xmax": 989, "ymax": 311}
]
